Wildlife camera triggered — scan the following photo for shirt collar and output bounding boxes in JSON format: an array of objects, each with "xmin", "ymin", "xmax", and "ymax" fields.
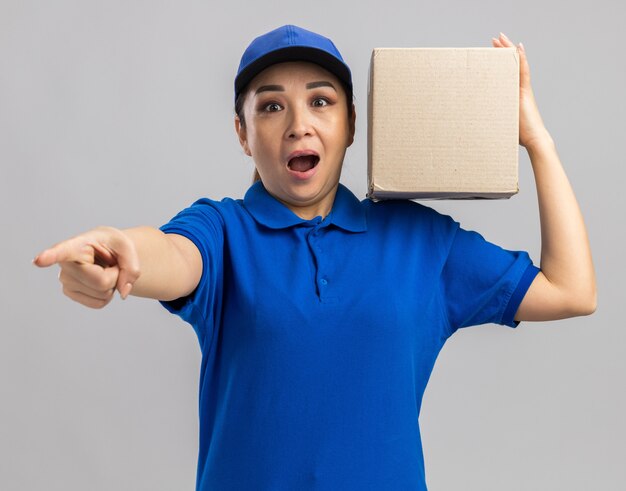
[{"xmin": 243, "ymin": 181, "xmax": 367, "ymax": 232}]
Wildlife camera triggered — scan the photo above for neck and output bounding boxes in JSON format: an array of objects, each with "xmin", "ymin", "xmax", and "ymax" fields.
[{"xmin": 278, "ymin": 185, "xmax": 339, "ymax": 221}]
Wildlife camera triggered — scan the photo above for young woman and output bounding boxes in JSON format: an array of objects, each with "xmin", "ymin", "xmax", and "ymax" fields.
[{"xmin": 34, "ymin": 25, "xmax": 595, "ymax": 491}]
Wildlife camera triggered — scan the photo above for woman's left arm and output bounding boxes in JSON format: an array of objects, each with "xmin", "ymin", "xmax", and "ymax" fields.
[{"xmin": 493, "ymin": 33, "xmax": 596, "ymax": 321}]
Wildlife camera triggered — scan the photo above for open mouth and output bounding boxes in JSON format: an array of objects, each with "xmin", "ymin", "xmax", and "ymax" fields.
[{"xmin": 287, "ymin": 154, "xmax": 320, "ymax": 173}]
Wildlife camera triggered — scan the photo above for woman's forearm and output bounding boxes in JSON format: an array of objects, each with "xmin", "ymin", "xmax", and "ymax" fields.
[
  {"xmin": 123, "ymin": 226, "xmax": 202, "ymax": 301},
  {"xmin": 491, "ymin": 34, "xmax": 596, "ymax": 320},
  {"xmin": 525, "ymin": 131, "xmax": 597, "ymax": 314},
  {"xmin": 34, "ymin": 225, "xmax": 200, "ymax": 308}
]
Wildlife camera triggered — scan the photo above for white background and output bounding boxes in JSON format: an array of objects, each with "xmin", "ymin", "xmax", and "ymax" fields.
[{"xmin": 2, "ymin": 0, "xmax": 624, "ymax": 489}]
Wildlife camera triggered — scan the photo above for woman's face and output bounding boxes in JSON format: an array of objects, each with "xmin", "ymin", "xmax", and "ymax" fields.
[{"xmin": 235, "ymin": 61, "xmax": 355, "ymax": 220}]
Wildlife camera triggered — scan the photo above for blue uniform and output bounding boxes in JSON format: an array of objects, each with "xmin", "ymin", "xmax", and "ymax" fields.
[{"xmin": 159, "ymin": 181, "xmax": 539, "ymax": 491}]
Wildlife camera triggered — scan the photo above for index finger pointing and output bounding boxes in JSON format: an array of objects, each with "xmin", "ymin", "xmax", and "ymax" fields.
[{"xmin": 33, "ymin": 236, "xmax": 96, "ymax": 268}]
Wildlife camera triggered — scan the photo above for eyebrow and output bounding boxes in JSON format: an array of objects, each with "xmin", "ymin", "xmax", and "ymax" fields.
[
  {"xmin": 306, "ymin": 81, "xmax": 336, "ymax": 91},
  {"xmin": 254, "ymin": 81, "xmax": 337, "ymax": 95},
  {"xmin": 254, "ymin": 84, "xmax": 284, "ymax": 95}
]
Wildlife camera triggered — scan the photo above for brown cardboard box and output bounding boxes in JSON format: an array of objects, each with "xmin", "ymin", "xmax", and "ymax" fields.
[{"xmin": 367, "ymin": 48, "xmax": 519, "ymax": 200}]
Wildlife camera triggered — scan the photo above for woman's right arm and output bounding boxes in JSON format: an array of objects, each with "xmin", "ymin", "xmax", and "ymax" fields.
[{"xmin": 33, "ymin": 226, "xmax": 202, "ymax": 308}]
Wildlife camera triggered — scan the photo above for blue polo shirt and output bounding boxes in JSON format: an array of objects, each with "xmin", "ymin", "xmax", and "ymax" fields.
[{"xmin": 159, "ymin": 182, "xmax": 539, "ymax": 491}]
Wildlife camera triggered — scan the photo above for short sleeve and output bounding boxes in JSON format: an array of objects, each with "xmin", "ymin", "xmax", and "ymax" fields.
[
  {"xmin": 440, "ymin": 223, "xmax": 540, "ymax": 334},
  {"xmin": 158, "ymin": 199, "xmax": 225, "ymax": 345}
]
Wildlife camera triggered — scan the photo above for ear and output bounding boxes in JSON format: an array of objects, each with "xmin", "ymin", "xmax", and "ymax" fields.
[
  {"xmin": 234, "ymin": 115, "xmax": 252, "ymax": 156},
  {"xmin": 346, "ymin": 104, "xmax": 356, "ymax": 148}
]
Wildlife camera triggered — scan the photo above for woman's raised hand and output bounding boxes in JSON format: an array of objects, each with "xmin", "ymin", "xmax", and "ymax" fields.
[
  {"xmin": 33, "ymin": 226, "xmax": 141, "ymax": 309},
  {"xmin": 490, "ymin": 34, "xmax": 596, "ymax": 321},
  {"xmin": 491, "ymin": 32, "xmax": 551, "ymax": 149}
]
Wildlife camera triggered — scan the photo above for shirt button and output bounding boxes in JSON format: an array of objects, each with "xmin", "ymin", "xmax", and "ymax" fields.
[{"xmin": 320, "ymin": 278, "xmax": 328, "ymax": 285}]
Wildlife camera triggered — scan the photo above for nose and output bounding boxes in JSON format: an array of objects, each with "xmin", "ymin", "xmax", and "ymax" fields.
[{"xmin": 285, "ymin": 104, "xmax": 314, "ymax": 140}]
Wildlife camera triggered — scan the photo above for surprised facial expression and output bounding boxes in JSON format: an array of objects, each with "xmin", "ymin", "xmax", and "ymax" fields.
[{"xmin": 235, "ymin": 61, "xmax": 355, "ymax": 220}]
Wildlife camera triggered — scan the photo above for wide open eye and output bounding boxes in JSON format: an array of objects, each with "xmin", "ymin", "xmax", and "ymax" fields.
[
  {"xmin": 263, "ymin": 102, "xmax": 282, "ymax": 112},
  {"xmin": 312, "ymin": 98, "xmax": 329, "ymax": 108}
]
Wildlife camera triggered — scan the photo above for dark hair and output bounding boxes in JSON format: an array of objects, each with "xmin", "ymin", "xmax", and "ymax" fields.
[{"xmin": 235, "ymin": 76, "xmax": 354, "ymax": 184}]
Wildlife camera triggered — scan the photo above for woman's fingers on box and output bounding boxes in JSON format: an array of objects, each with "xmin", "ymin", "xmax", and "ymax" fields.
[{"xmin": 499, "ymin": 32, "xmax": 514, "ymax": 46}]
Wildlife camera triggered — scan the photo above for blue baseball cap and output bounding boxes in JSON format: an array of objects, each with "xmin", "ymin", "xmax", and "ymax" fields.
[{"xmin": 234, "ymin": 25, "xmax": 352, "ymax": 102}]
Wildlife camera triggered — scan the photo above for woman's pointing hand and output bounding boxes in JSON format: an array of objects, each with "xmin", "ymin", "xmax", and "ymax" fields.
[{"xmin": 33, "ymin": 226, "xmax": 141, "ymax": 308}]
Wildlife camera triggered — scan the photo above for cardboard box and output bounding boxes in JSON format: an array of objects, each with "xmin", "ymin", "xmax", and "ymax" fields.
[{"xmin": 367, "ymin": 48, "xmax": 519, "ymax": 200}]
